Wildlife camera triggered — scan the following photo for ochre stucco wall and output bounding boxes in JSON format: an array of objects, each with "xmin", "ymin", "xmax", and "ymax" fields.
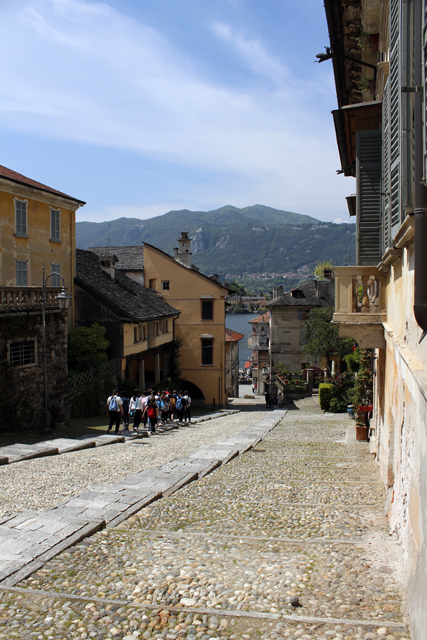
[{"xmin": 143, "ymin": 245, "xmax": 228, "ymax": 405}]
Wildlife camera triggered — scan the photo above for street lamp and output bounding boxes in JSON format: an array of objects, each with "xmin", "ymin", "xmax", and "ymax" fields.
[{"xmin": 42, "ymin": 264, "xmax": 71, "ymax": 434}]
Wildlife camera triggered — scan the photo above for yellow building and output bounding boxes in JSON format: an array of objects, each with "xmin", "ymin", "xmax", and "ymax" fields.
[
  {"xmin": 0, "ymin": 165, "xmax": 85, "ymax": 431},
  {"xmin": 90, "ymin": 234, "xmax": 230, "ymax": 406},
  {"xmin": 0, "ymin": 165, "xmax": 85, "ymax": 328},
  {"xmin": 74, "ymin": 249, "xmax": 180, "ymax": 389}
]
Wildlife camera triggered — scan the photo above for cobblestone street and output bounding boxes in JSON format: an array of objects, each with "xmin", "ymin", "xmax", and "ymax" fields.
[{"xmin": 0, "ymin": 399, "xmax": 411, "ymax": 639}]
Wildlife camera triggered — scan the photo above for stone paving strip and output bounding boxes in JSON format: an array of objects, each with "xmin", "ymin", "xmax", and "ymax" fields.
[
  {"xmin": 0, "ymin": 400, "xmax": 412, "ymax": 639},
  {"xmin": 0, "ymin": 411, "xmax": 285, "ymax": 589},
  {"xmin": 0, "ymin": 412, "xmax": 240, "ymax": 466}
]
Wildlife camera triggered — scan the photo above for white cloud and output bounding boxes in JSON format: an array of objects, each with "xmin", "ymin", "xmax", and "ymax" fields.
[{"xmin": 0, "ymin": 0, "xmax": 351, "ymax": 220}]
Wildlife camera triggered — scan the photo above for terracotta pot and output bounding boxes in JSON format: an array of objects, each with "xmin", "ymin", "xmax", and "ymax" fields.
[
  {"xmin": 357, "ymin": 405, "xmax": 373, "ymax": 412},
  {"xmin": 356, "ymin": 425, "xmax": 369, "ymax": 441}
]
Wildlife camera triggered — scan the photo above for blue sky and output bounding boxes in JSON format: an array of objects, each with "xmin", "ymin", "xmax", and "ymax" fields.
[{"xmin": 0, "ymin": 0, "xmax": 354, "ymax": 223}]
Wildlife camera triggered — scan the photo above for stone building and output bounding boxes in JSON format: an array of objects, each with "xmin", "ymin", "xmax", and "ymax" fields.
[
  {"xmin": 266, "ymin": 280, "xmax": 335, "ymax": 374},
  {"xmin": 74, "ymin": 249, "xmax": 180, "ymax": 389},
  {"xmin": 324, "ymin": 0, "xmax": 427, "ymax": 636},
  {"xmin": 247, "ymin": 311, "xmax": 270, "ymax": 395},
  {"xmin": 225, "ymin": 327, "xmax": 244, "ymax": 398},
  {"xmin": 0, "ymin": 165, "xmax": 84, "ymax": 431}
]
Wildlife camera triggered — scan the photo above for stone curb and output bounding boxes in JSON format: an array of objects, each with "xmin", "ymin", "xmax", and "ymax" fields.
[
  {"xmin": 0, "ymin": 410, "xmax": 241, "ymax": 466},
  {"xmin": 0, "ymin": 410, "xmax": 286, "ymax": 587}
]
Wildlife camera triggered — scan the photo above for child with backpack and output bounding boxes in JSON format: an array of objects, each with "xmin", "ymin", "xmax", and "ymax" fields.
[{"xmin": 175, "ymin": 391, "xmax": 186, "ymax": 424}]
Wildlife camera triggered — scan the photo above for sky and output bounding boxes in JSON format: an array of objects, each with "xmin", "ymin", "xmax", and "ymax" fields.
[{"xmin": 0, "ymin": 0, "xmax": 355, "ymax": 224}]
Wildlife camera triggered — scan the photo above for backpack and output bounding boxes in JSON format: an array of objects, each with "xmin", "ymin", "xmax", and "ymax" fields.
[
  {"xmin": 109, "ymin": 396, "xmax": 118, "ymax": 411},
  {"xmin": 176, "ymin": 396, "xmax": 183, "ymax": 410},
  {"xmin": 121, "ymin": 397, "xmax": 129, "ymax": 412}
]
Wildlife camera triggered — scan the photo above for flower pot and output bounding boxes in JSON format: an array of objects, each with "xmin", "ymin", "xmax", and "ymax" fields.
[
  {"xmin": 356, "ymin": 425, "xmax": 369, "ymax": 441},
  {"xmin": 357, "ymin": 405, "xmax": 373, "ymax": 413}
]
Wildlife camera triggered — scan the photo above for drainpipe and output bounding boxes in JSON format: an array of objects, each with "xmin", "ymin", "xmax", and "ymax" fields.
[{"xmin": 414, "ymin": 0, "xmax": 427, "ymax": 339}]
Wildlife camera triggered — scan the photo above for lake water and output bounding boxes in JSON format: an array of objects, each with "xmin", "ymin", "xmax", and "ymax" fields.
[{"xmin": 226, "ymin": 312, "xmax": 259, "ymax": 369}]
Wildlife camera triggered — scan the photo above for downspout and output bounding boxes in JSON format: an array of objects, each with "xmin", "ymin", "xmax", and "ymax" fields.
[{"xmin": 414, "ymin": 0, "xmax": 427, "ymax": 339}]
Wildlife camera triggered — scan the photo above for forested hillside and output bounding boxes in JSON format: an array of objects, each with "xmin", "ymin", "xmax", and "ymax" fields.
[{"xmin": 77, "ymin": 205, "xmax": 355, "ymax": 277}]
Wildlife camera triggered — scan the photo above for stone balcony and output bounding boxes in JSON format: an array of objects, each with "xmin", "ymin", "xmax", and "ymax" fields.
[
  {"xmin": 332, "ymin": 267, "xmax": 386, "ymax": 348},
  {"xmin": 0, "ymin": 286, "xmax": 63, "ymax": 315},
  {"xmin": 247, "ymin": 334, "xmax": 269, "ymax": 350}
]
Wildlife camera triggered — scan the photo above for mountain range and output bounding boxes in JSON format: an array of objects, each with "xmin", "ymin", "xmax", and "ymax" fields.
[{"xmin": 76, "ymin": 205, "xmax": 355, "ymax": 277}]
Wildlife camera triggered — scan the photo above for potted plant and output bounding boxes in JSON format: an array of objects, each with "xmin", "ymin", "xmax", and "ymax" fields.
[{"xmin": 350, "ymin": 349, "xmax": 373, "ymax": 440}]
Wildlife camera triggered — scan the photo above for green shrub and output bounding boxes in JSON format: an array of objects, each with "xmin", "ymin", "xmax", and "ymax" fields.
[
  {"xmin": 329, "ymin": 396, "xmax": 348, "ymax": 413},
  {"xmin": 319, "ymin": 383, "xmax": 332, "ymax": 411}
]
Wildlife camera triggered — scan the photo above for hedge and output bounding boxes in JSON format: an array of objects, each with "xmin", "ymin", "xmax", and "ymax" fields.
[{"xmin": 319, "ymin": 383, "xmax": 333, "ymax": 412}]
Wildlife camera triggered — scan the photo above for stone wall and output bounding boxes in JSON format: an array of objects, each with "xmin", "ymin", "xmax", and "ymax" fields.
[{"xmin": 0, "ymin": 311, "xmax": 69, "ymax": 432}]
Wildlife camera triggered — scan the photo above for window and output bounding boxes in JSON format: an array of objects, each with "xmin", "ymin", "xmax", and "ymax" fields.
[
  {"xmin": 15, "ymin": 200, "xmax": 27, "ymax": 236},
  {"xmin": 50, "ymin": 264, "xmax": 61, "ymax": 287},
  {"xmin": 134, "ymin": 327, "xmax": 138, "ymax": 343},
  {"xmin": 50, "ymin": 209, "xmax": 60, "ymax": 241},
  {"xmin": 138, "ymin": 323, "xmax": 143, "ymax": 341},
  {"xmin": 143, "ymin": 324, "xmax": 147, "ymax": 340},
  {"xmin": 156, "ymin": 322, "xmax": 160, "ymax": 336},
  {"xmin": 9, "ymin": 339, "xmax": 36, "ymax": 367},
  {"xmin": 202, "ymin": 300, "xmax": 213, "ymax": 320},
  {"xmin": 149, "ymin": 279, "xmax": 156, "ymax": 290},
  {"xmin": 201, "ymin": 338, "xmax": 213, "ymax": 365},
  {"xmin": 162, "ymin": 281, "xmax": 170, "ymax": 291},
  {"xmin": 16, "ymin": 261, "xmax": 28, "ymax": 286}
]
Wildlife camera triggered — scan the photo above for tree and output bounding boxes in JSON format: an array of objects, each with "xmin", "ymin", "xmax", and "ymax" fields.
[
  {"xmin": 302, "ymin": 307, "xmax": 354, "ymax": 372},
  {"xmin": 68, "ymin": 323, "xmax": 110, "ymax": 372},
  {"xmin": 313, "ymin": 260, "xmax": 334, "ymax": 281}
]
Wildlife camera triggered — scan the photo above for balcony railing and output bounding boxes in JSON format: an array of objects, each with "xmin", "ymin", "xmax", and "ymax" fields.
[
  {"xmin": 0, "ymin": 286, "xmax": 63, "ymax": 313},
  {"xmin": 332, "ymin": 267, "xmax": 386, "ymax": 348}
]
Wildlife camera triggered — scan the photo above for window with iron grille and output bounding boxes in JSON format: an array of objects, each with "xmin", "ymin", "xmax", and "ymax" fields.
[
  {"xmin": 9, "ymin": 339, "xmax": 36, "ymax": 367},
  {"xmin": 50, "ymin": 264, "xmax": 61, "ymax": 287},
  {"xmin": 16, "ymin": 261, "xmax": 28, "ymax": 286},
  {"xmin": 50, "ymin": 209, "xmax": 60, "ymax": 241},
  {"xmin": 201, "ymin": 338, "xmax": 213, "ymax": 365},
  {"xmin": 15, "ymin": 200, "xmax": 27, "ymax": 236}
]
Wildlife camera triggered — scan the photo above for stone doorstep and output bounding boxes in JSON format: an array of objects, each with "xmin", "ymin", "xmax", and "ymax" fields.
[
  {"xmin": 38, "ymin": 438, "xmax": 97, "ymax": 454},
  {"xmin": 159, "ymin": 458, "xmax": 223, "ymax": 477}
]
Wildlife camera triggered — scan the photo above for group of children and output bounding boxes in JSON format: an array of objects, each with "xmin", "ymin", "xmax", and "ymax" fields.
[{"xmin": 117, "ymin": 389, "xmax": 192, "ymax": 434}]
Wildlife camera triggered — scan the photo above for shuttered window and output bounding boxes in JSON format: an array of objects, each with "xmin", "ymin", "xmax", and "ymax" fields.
[
  {"xmin": 356, "ymin": 129, "xmax": 382, "ymax": 266},
  {"xmin": 15, "ymin": 200, "xmax": 27, "ymax": 236},
  {"xmin": 382, "ymin": 82, "xmax": 391, "ymax": 251},
  {"xmin": 389, "ymin": 0, "xmax": 402, "ymax": 236},
  {"xmin": 50, "ymin": 209, "xmax": 60, "ymax": 241}
]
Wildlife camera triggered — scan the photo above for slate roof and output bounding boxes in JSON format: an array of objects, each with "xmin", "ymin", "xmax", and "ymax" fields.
[
  {"xmin": 0, "ymin": 165, "xmax": 85, "ymax": 204},
  {"xmin": 225, "ymin": 328, "xmax": 244, "ymax": 342},
  {"xmin": 249, "ymin": 311, "xmax": 270, "ymax": 324},
  {"xmin": 89, "ymin": 246, "xmax": 144, "ymax": 271},
  {"xmin": 265, "ymin": 280, "xmax": 335, "ymax": 308},
  {"xmin": 75, "ymin": 249, "xmax": 180, "ymax": 322}
]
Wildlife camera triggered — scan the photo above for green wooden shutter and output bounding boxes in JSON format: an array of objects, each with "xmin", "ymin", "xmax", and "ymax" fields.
[
  {"xmin": 382, "ymin": 81, "xmax": 391, "ymax": 251},
  {"xmin": 424, "ymin": 0, "xmax": 427, "ymax": 179},
  {"xmin": 389, "ymin": 0, "xmax": 401, "ymax": 236},
  {"xmin": 356, "ymin": 129, "xmax": 382, "ymax": 266}
]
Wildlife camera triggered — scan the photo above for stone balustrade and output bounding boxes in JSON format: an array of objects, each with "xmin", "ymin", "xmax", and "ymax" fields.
[
  {"xmin": 332, "ymin": 267, "xmax": 386, "ymax": 348},
  {"xmin": 0, "ymin": 287, "xmax": 62, "ymax": 312}
]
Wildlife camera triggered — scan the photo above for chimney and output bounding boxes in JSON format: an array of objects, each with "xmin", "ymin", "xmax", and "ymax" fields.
[
  {"xmin": 99, "ymin": 254, "xmax": 118, "ymax": 280},
  {"xmin": 277, "ymin": 285, "xmax": 283, "ymax": 297},
  {"xmin": 174, "ymin": 231, "xmax": 192, "ymax": 267}
]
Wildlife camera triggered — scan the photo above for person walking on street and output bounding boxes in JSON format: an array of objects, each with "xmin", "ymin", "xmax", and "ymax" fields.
[
  {"xmin": 183, "ymin": 390, "xmax": 192, "ymax": 423},
  {"xmin": 121, "ymin": 391, "xmax": 130, "ymax": 431},
  {"xmin": 144, "ymin": 393, "xmax": 158, "ymax": 434},
  {"xmin": 107, "ymin": 390, "xmax": 123, "ymax": 434},
  {"xmin": 175, "ymin": 391, "xmax": 185, "ymax": 424},
  {"xmin": 129, "ymin": 391, "xmax": 139, "ymax": 430}
]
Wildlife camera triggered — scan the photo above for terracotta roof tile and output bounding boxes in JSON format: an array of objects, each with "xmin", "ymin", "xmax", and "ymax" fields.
[
  {"xmin": 249, "ymin": 311, "xmax": 270, "ymax": 323},
  {"xmin": 225, "ymin": 327, "xmax": 244, "ymax": 341},
  {"xmin": 0, "ymin": 165, "xmax": 85, "ymax": 204}
]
